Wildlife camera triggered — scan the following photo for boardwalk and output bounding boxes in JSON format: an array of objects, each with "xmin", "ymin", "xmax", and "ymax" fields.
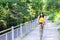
[
  {"xmin": 15, "ymin": 19, "xmax": 59, "ymax": 40},
  {"xmin": 42, "ymin": 21, "xmax": 59, "ymax": 40},
  {"xmin": 22, "ymin": 27, "xmax": 40, "ymax": 40}
]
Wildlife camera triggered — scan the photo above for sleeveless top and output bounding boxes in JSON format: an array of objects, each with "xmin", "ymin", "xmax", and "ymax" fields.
[{"xmin": 39, "ymin": 14, "xmax": 44, "ymax": 23}]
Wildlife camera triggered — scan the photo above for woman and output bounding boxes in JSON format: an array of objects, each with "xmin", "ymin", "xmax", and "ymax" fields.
[
  {"xmin": 39, "ymin": 12, "xmax": 44, "ymax": 29},
  {"xmin": 38, "ymin": 12, "xmax": 45, "ymax": 40}
]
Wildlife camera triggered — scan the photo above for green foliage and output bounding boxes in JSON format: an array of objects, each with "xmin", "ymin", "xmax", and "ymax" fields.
[
  {"xmin": 0, "ymin": 0, "xmax": 42, "ymax": 31},
  {"xmin": 42, "ymin": 0, "xmax": 60, "ymax": 23},
  {"xmin": 0, "ymin": 20, "xmax": 7, "ymax": 31},
  {"xmin": 0, "ymin": 0, "xmax": 60, "ymax": 31},
  {"xmin": 48, "ymin": 13, "xmax": 55, "ymax": 22},
  {"xmin": 58, "ymin": 28, "xmax": 60, "ymax": 34}
]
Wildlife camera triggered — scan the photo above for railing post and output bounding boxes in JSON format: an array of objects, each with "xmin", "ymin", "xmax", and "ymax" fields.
[
  {"xmin": 27, "ymin": 22, "xmax": 29, "ymax": 32},
  {"xmin": 29, "ymin": 21, "xmax": 31, "ymax": 30},
  {"xmin": 31, "ymin": 20, "xmax": 32, "ymax": 29},
  {"xmin": 20, "ymin": 24, "xmax": 22, "ymax": 37},
  {"xmin": 32, "ymin": 20, "xmax": 34, "ymax": 29},
  {"xmin": 6, "ymin": 33, "xmax": 7, "ymax": 40},
  {"xmin": 25, "ymin": 22, "xmax": 27, "ymax": 33},
  {"xmin": 34, "ymin": 20, "xmax": 36, "ymax": 27},
  {"xmin": 17, "ymin": 28, "xmax": 18, "ymax": 37},
  {"xmin": 35, "ymin": 19, "xmax": 37, "ymax": 27},
  {"xmin": 12, "ymin": 26, "xmax": 14, "ymax": 40},
  {"xmin": 33, "ymin": 20, "xmax": 35, "ymax": 27}
]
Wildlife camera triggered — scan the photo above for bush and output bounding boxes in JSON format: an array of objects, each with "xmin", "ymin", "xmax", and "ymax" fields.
[
  {"xmin": 0, "ymin": 20, "xmax": 7, "ymax": 31},
  {"xmin": 48, "ymin": 13, "xmax": 55, "ymax": 22},
  {"xmin": 58, "ymin": 28, "xmax": 60, "ymax": 34}
]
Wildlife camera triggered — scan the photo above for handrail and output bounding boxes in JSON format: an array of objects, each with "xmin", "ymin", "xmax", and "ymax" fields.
[
  {"xmin": 0, "ymin": 20, "xmax": 33, "ymax": 34},
  {"xmin": 0, "ymin": 19, "xmax": 37, "ymax": 40},
  {"xmin": 0, "ymin": 24, "xmax": 22, "ymax": 34},
  {"xmin": 0, "ymin": 28, "xmax": 11, "ymax": 34}
]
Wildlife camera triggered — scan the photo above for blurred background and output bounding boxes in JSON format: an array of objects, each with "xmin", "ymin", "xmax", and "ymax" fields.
[{"xmin": 0, "ymin": 0, "xmax": 60, "ymax": 31}]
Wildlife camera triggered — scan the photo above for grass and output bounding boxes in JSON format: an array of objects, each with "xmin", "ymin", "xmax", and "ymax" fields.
[{"xmin": 58, "ymin": 28, "xmax": 60, "ymax": 34}]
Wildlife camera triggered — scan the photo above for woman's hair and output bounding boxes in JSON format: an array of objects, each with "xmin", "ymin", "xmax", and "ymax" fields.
[
  {"xmin": 40, "ymin": 12, "xmax": 43, "ymax": 14},
  {"xmin": 39, "ymin": 12, "xmax": 44, "ymax": 18}
]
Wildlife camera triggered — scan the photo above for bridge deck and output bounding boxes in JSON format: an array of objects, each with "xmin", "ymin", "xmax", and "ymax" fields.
[{"xmin": 15, "ymin": 19, "xmax": 59, "ymax": 40}]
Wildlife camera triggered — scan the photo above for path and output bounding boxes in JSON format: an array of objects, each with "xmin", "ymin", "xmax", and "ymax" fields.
[
  {"xmin": 21, "ymin": 26, "xmax": 40, "ymax": 40},
  {"xmin": 15, "ymin": 19, "xmax": 59, "ymax": 40},
  {"xmin": 42, "ymin": 20, "xmax": 59, "ymax": 40}
]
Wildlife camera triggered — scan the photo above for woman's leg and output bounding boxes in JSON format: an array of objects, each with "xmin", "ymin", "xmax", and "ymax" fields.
[
  {"xmin": 40, "ymin": 24, "xmax": 43, "ymax": 40},
  {"xmin": 40, "ymin": 23, "xmax": 44, "ymax": 40},
  {"xmin": 41, "ymin": 22, "xmax": 44, "ymax": 29},
  {"xmin": 41, "ymin": 24, "xmax": 43, "ymax": 29}
]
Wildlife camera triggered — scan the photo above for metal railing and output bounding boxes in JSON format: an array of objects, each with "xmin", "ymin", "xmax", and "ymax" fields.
[{"xmin": 0, "ymin": 19, "xmax": 38, "ymax": 40}]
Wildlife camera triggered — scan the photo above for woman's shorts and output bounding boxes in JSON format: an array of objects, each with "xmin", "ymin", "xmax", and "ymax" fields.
[{"xmin": 39, "ymin": 22, "xmax": 43, "ymax": 24}]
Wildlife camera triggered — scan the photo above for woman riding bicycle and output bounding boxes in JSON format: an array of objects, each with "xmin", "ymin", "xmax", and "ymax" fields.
[
  {"xmin": 38, "ymin": 12, "xmax": 45, "ymax": 40},
  {"xmin": 39, "ymin": 12, "xmax": 44, "ymax": 29}
]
